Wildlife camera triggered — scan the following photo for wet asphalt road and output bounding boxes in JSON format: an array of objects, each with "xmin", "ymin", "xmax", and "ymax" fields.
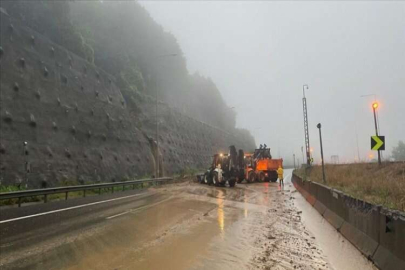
[{"xmin": 0, "ymin": 170, "xmax": 377, "ymax": 270}]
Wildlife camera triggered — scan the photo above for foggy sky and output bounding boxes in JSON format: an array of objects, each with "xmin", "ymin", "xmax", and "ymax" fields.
[{"xmin": 140, "ymin": 1, "xmax": 405, "ymax": 164}]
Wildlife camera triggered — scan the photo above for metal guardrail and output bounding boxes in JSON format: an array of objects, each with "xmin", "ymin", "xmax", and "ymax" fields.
[{"xmin": 0, "ymin": 177, "xmax": 173, "ymax": 207}]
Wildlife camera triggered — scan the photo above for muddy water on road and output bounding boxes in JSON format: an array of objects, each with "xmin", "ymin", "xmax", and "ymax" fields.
[
  {"xmin": 3, "ymin": 173, "xmax": 379, "ymax": 270},
  {"xmin": 146, "ymin": 179, "xmax": 331, "ymax": 270},
  {"xmin": 287, "ymin": 171, "xmax": 378, "ymax": 270}
]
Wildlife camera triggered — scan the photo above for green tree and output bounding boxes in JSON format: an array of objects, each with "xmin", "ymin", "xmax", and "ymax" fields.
[{"xmin": 392, "ymin": 141, "xmax": 405, "ymax": 161}]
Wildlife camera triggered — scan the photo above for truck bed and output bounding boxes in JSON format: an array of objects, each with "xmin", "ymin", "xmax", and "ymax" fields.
[{"xmin": 256, "ymin": 159, "xmax": 283, "ymax": 171}]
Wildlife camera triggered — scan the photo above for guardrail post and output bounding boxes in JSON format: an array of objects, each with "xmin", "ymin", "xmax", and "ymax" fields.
[{"xmin": 0, "ymin": 177, "xmax": 173, "ymax": 207}]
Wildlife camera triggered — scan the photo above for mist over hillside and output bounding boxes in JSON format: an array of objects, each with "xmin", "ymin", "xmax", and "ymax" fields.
[{"xmin": 1, "ymin": 1, "xmax": 253, "ymax": 140}]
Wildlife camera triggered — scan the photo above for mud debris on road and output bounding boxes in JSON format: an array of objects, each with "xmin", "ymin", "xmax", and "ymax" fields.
[{"xmin": 0, "ymin": 173, "xmax": 376, "ymax": 270}]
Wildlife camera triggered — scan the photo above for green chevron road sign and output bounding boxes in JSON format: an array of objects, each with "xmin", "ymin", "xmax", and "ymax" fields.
[{"xmin": 371, "ymin": 136, "xmax": 385, "ymax": 151}]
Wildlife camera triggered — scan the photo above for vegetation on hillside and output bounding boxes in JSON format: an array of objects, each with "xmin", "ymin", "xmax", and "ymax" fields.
[{"xmin": 294, "ymin": 163, "xmax": 405, "ymax": 211}]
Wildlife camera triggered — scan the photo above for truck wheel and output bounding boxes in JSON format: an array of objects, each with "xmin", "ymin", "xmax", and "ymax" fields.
[
  {"xmin": 229, "ymin": 179, "xmax": 236, "ymax": 187},
  {"xmin": 259, "ymin": 172, "xmax": 265, "ymax": 182},
  {"xmin": 248, "ymin": 172, "xmax": 255, "ymax": 183},
  {"xmin": 203, "ymin": 174, "xmax": 211, "ymax": 185},
  {"xmin": 212, "ymin": 172, "xmax": 219, "ymax": 186},
  {"xmin": 268, "ymin": 171, "xmax": 278, "ymax": 182}
]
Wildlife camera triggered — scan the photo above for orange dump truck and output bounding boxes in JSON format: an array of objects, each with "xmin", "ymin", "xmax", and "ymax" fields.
[{"xmin": 243, "ymin": 147, "xmax": 283, "ymax": 183}]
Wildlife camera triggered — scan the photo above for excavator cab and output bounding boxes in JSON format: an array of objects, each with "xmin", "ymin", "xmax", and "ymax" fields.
[{"xmin": 201, "ymin": 146, "xmax": 242, "ymax": 187}]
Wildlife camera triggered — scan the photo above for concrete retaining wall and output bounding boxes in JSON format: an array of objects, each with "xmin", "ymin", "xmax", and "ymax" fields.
[{"xmin": 292, "ymin": 174, "xmax": 405, "ymax": 270}]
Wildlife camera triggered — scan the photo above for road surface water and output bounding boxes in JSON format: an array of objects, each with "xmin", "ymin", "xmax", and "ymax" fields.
[{"xmin": 0, "ymin": 170, "xmax": 377, "ymax": 270}]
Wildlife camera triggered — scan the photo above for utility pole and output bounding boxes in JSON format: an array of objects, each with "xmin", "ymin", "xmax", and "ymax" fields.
[
  {"xmin": 317, "ymin": 123, "xmax": 326, "ymax": 183},
  {"xmin": 372, "ymin": 102, "xmax": 382, "ymax": 165},
  {"xmin": 293, "ymin": 154, "xmax": 296, "ymax": 169},
  {"xmin": 302, "ymin": 85, "xmax": 311, "ymax": 166}
]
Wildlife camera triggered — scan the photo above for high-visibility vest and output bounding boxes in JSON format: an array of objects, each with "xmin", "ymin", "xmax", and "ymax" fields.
[{"xmin": 277, "ymin": 167, "xmax": 284, "ymax": 179}]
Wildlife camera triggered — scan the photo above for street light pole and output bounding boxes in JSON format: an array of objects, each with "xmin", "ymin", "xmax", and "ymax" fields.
[
  {"xmin": 372, "ymin": 103, "xmax": 382, "ymax": 165},
  {"xmin": 293, "ymin": 154, "xmax": 296, "ymax": 169},
  {"xmin": 302, "ymin": 84, "xmax": 311, "ymax": 166},
  {"xmin": 317, "ymin": 123, "xmax": 326, "ymax": 183}
]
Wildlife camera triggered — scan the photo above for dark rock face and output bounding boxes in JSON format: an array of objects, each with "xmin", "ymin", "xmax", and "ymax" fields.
[{"xmin": 0, "ymin": 14, "xmax": 254, "ymax": 188}]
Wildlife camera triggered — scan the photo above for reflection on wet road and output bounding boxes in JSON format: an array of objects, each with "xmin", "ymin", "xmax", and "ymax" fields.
[
  {"xmin": 0, "ymin": 170, "xmax": 377, "ymax": 270},
  {"xmin": 216, "ymin": 190, "xmax": 225, "ymax": 235}
]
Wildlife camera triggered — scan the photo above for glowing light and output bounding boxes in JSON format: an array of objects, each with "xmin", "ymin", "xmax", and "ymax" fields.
[
  {"xmin": 219, "ymin": 153, "xmax": 223, "ymax": 157},
  {"xmin": 372, "ymin": 102, "xmax": 379, "ymax": 109}
]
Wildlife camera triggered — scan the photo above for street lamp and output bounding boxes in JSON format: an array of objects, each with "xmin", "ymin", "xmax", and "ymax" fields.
[
  {"xmin": 317, "ymin": 123, "xmax": 326, "ymax": 183},
  {"xmin": 360, "ymin": 93, "xmax": 381, "ymax": 134},
  {"xmin": 372, "ymin": 102, "xmax": 378, "ymax": 110},
  {"xmin": 155, "ymin": 53, "xmax": 177, "ymax": 178},
  {"xmin": 372, "ymin": 102, "xmax": 382, "ymax": 165}
]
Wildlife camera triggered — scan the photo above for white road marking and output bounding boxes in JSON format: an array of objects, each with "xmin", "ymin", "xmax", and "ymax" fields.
[
  {"xmin": 0, "ymin": 193, "xmax": 146, "ymax": 224},
  {"xmin": 106, "ymin": 196, "xmax": 173, "ymax": 220},
  {"xmin": 130, "ymin": 196, "xmax": 173, "ymax": 214},
  {"xmin": 106, "ymin": 211, "xmax": 130, "ymax": 219}
]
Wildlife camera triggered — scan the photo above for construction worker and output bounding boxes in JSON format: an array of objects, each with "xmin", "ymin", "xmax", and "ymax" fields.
[{"xmin": 277, "ymin": 165, "xmax": 284, "ymax": 186}]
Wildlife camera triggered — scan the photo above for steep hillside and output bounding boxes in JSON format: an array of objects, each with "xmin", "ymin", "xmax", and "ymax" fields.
[{"xmin": 0, "ymin": 2, "xmax": 256, "ymax": 187}]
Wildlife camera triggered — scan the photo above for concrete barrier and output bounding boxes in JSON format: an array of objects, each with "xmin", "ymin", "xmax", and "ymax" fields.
[
  {"xmin": 323, "ymin": 208, "xmax": 344, "ymax": 230},
  {"xmin": 313, "ymin": 200, "xmax": 327, "ymax": 215},
  {"xmin": 373, "ymin": 209, "xmax": 405, "ymax": 270},
  {"xmin": 373, "ymin": 245, "xmax": 405, "ymax": 270},
  {"xmin": 340, "ymin": 221, "xmax": 379, "ymax": 258},
  {"xmin": 304, "ymin": 181, "xmax": 317, "ymax": 206},
  {"xmin": 292, "ymin": 173, "xmax": 405, "ymax": 270}
]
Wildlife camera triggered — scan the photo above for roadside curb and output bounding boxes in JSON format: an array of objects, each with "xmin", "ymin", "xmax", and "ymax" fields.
[{"xmin": 292, "ymin": 174, "xmax": 405, "ymax": 270}]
